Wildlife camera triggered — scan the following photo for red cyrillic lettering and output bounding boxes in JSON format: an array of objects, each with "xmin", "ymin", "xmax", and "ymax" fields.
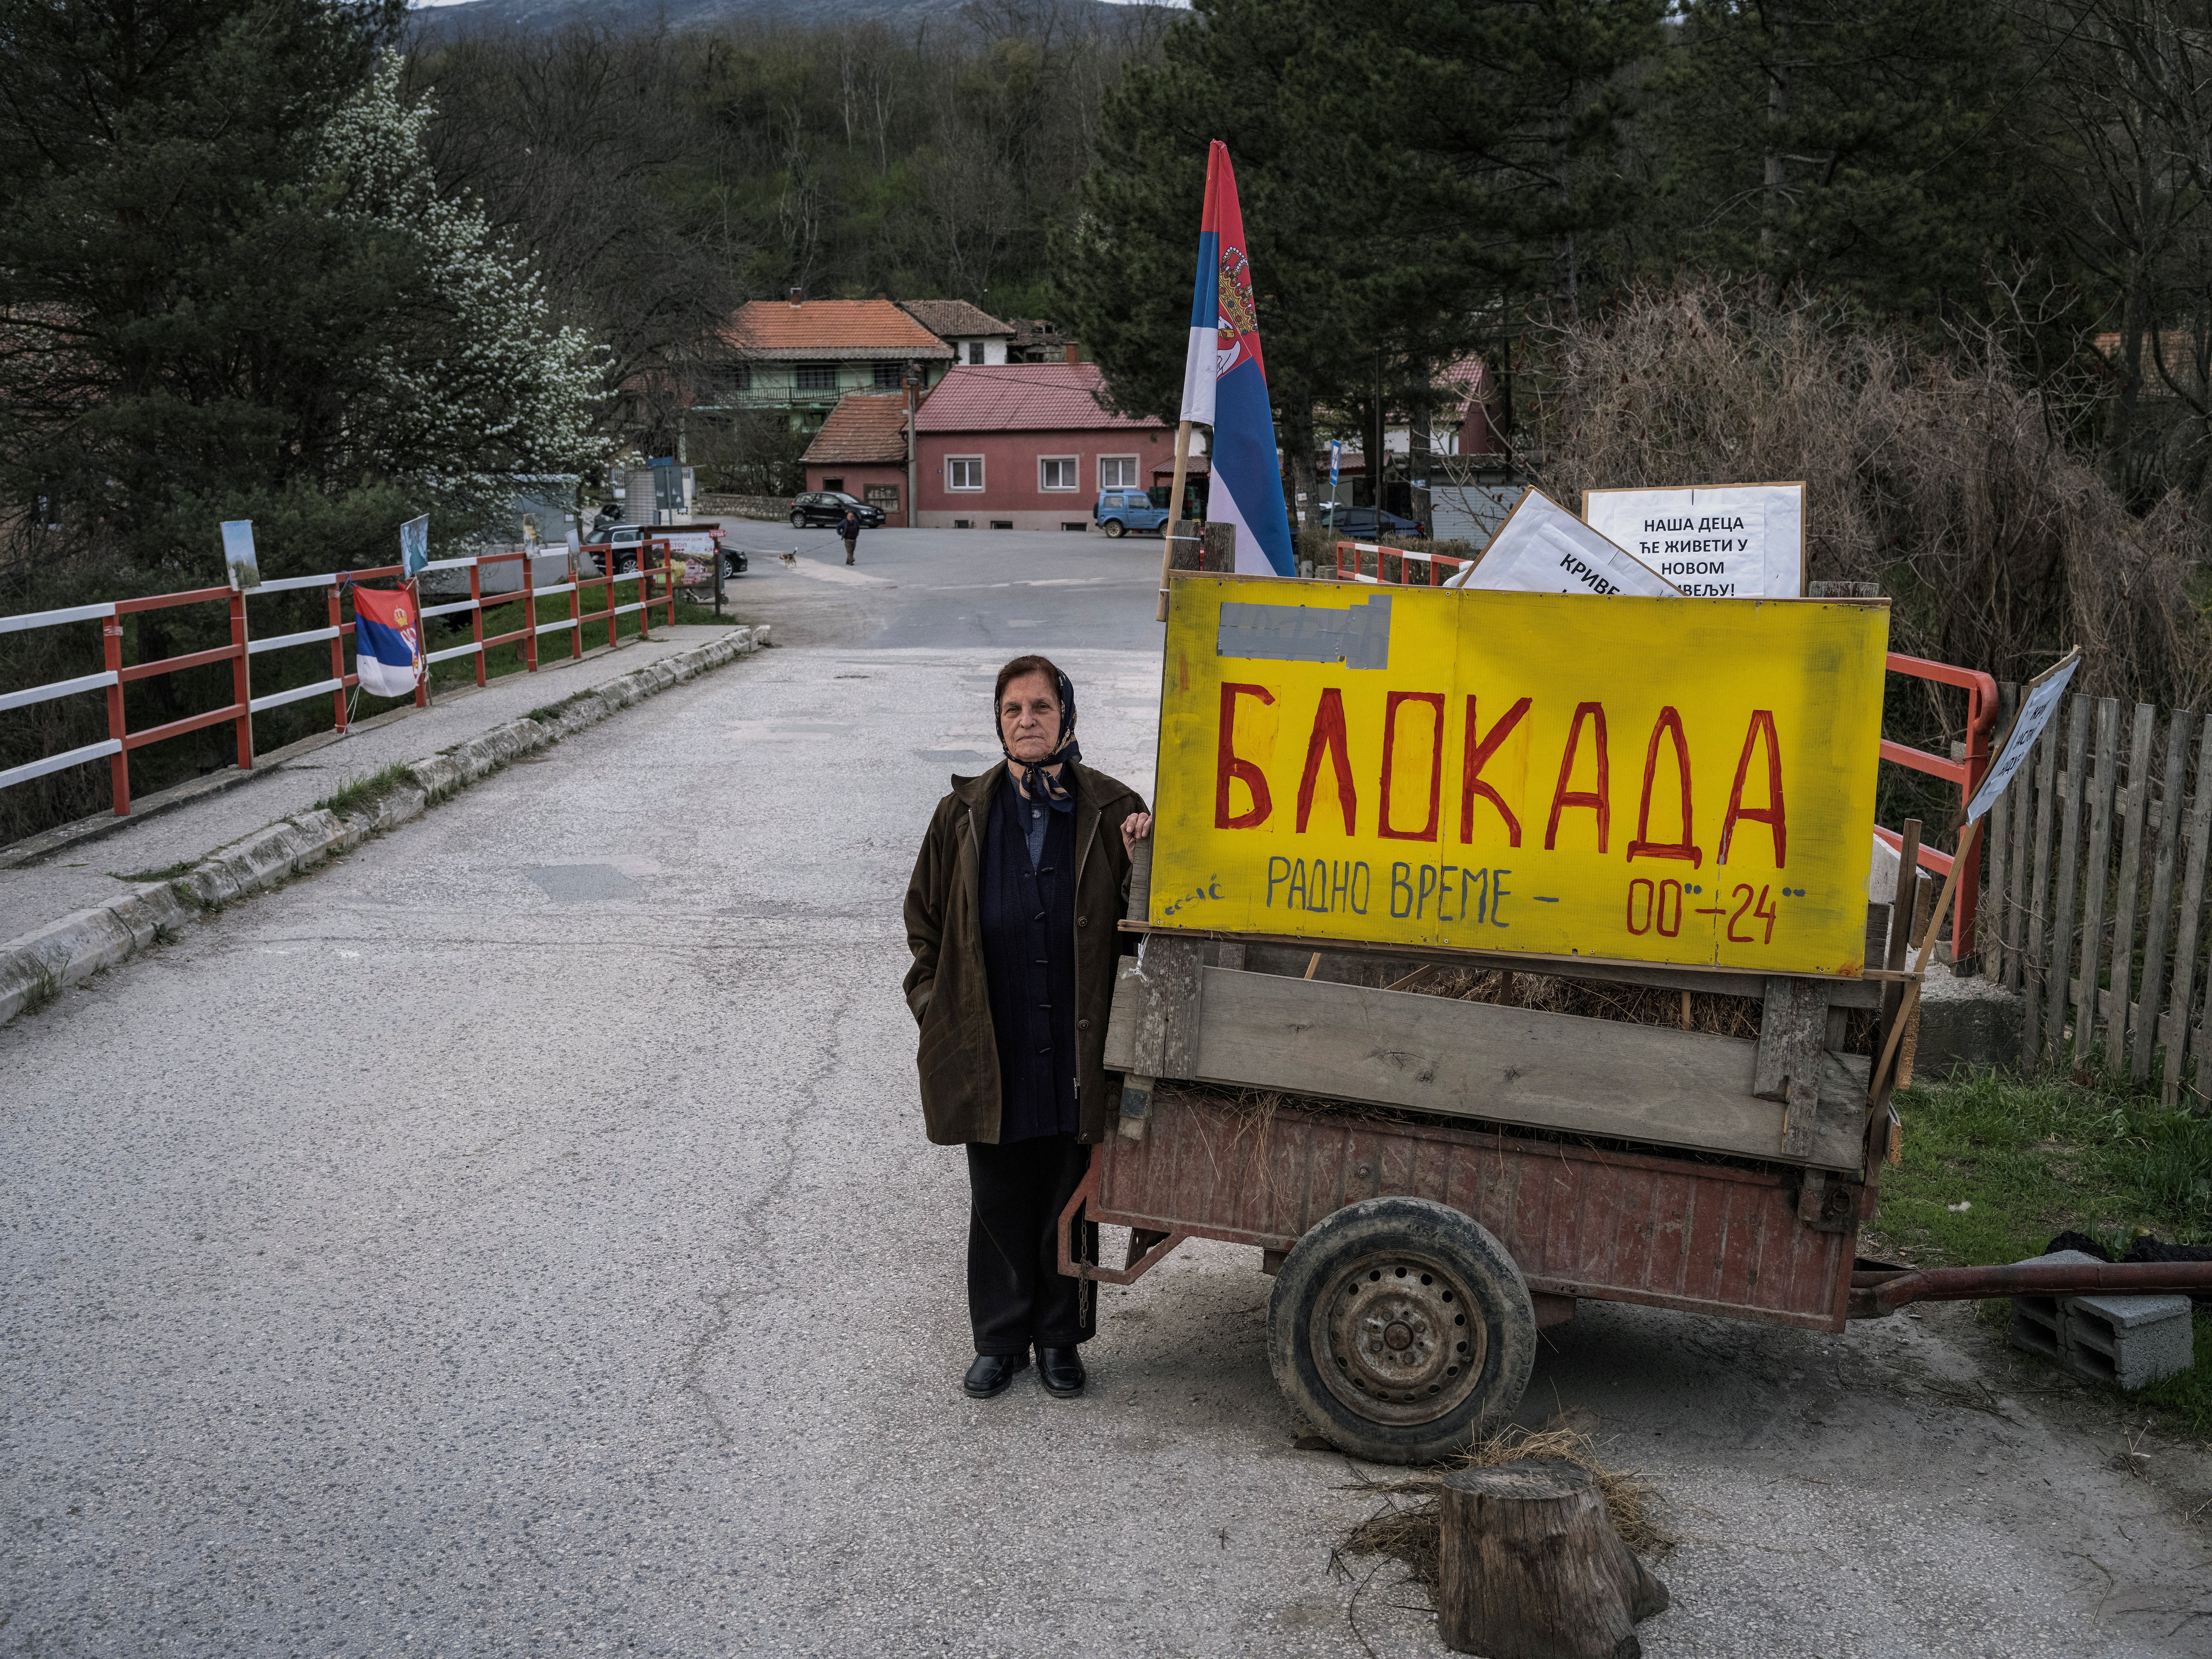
[
  {"xmin": 1627, "ymin": 706, "xmax": 1702, "ymax": 866},
  {"xmin": 1214, "ymin": 682, "xmax": 1275, "ymax": 829},
  {"xmin": 1718, "ymin": 709, "xmax": 1787, "ymax": 867},
  {"xmin": 1459, "ymin": 695, "xmax": 1530, "ymax": 848},
  {"xmin": 1294, "ymin": 688, "xmax": 1357, "ymax": 834},
  {"xmin": 1378, "ymin": 691, "xmax": 1446, "ymax": 842},
  {"xmin": 1544, "ymin": 701, "xmax": 1611, "ymax": 852}
]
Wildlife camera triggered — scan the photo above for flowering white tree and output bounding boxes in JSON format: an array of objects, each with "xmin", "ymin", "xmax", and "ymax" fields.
[{"xmin": 316, "ymin": 57, "xmax": 608, "ymax": 510}]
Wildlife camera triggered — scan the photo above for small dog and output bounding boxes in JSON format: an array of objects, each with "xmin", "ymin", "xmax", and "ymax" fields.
[{"xmin": 779, "ymin": 550, "xmax": 797, "ymax": 566}]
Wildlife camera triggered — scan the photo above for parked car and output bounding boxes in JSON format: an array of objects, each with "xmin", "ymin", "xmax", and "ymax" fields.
[
  {"xmin": 1093, "ymin": 489, "xmax": 1173, "ymax": 539},
  {"xmin": 789, "ymin": 490, "xmax": 885, "ymax": 529},
  {"xmin": 1317, "ymin": 503, "xmax": 1428, "ymax": 539}
]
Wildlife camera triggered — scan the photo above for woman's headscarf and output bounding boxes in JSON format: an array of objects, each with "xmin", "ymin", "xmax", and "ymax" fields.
[{"xmin": 1000, "ymin": 665, "xmax": 1082, "ymax": 812}]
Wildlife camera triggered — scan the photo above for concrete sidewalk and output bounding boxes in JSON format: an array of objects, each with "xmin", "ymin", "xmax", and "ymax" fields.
[{"xmin": 0, "ymin": 623, "xmax": 766, "ymax": 985}]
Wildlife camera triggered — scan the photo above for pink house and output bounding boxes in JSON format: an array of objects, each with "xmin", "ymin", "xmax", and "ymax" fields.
[{"xmin": 912, "ymin": 362, "xmax": 1178, "ymax": 531}]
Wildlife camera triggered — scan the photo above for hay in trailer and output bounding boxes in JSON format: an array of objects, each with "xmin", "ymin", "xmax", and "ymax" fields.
[{"xmin": 1338, "ymin": 1421, "xmax": 1672, "ymax": 1605}]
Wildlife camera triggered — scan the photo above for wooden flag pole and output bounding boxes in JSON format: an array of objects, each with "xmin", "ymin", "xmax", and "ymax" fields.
[
  {"xmin": 1157, "ymin": 418, "xmax": 1194, "ymax": 623},
  {"xmin": 1868, "ymin": 815, "xmax": 1985, "ymax": 1109}
]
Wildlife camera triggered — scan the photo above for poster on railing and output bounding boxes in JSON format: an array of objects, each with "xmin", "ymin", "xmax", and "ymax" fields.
[
  {"xmin": 1966, "ymin": 648, "xmax": 2080, "ymax": 824},
  {"xmin": 400, "ymin": 514, "xmax": 431, "ymax": 581},
  {"xmin": 221, "ymin": 521, "xmax": 261, "ymax": 592},
  {"xmin": 1581, "ymin": 481, "xmax": 1806, "ymax": 598},
  {"xmin": 1442, "ymin": 488, "xmax": 1680, "ymax": 599}
]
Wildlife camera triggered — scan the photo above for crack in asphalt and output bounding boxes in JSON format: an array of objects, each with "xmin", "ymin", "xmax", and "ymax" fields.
[{"xmin": 677, "ymin": 969, "xmax": 859, "ymax": 1449}]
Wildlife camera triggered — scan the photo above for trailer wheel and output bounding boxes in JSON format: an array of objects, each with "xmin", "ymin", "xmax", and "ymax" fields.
[{"xmin": 1267, "ymin": 1196, "xmax": 1537, "ymax": 1465}]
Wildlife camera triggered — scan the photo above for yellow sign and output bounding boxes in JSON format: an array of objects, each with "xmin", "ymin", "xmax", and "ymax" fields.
[{"xmin": 1151, "ymin": 576, "xmax": 1888, "ymax": 976}]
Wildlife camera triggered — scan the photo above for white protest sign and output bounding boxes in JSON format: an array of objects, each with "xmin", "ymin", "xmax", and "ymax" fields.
[
  {"xmin": 1583, "ymin": 481, "xmax": 1806, "ymax": 598},
  {"xmin": 1443, "ymin": 487, "xmax": 1682, "ymax": 598},
  {"xmin": 1966, "ymin": 648, "xmax": 2080, "ymax": 824}
]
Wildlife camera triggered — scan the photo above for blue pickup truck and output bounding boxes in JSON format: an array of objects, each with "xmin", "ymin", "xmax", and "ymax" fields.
[{"xmin": 1093, "ymin": 488, "xmax": 1173, "ymax": 538}]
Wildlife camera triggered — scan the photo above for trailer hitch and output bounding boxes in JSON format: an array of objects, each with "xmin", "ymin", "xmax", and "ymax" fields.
[{"xmin": 1847, "ymin": 1260, "xmax": 2212, "ymax": 1318}]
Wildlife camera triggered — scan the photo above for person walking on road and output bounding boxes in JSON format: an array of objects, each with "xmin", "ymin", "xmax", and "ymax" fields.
[
  {"xmin": 903, "ymin": 655, "xmax": 1152, "ymax": 1401},
  {"xmin": 839, "ymin": 505, "xmax": 861, "ymax": 565}
]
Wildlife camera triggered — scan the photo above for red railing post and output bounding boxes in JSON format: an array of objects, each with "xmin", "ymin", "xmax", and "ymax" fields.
[
  {"xmin": 606, "ymin": 562, "xmax": 619, "ymax": 653},
  {"xmin": 637, "ymin": 542, "xmax": 654, "ymax": 642},
  {"xmin": 662, "ymin": 539, "xmax": 677, "ymax": 628},
  {"xmin": 327, "ymin": 584, "xmax": 349, "ymax": 732},
  {"xmin": 103, "ymin": 614, "xmax": 130, "ymax": 815},
  {"xmin": 229, "ymin": 588, "xmax": 254, "ymax": 770},
  {"xmin": 469, "ymin": 560, "xmax": 487, "ymax": 688}
]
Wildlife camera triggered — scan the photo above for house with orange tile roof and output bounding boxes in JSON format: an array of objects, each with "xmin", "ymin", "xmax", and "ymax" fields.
[
  {"xmin": 799, "ymin": 393, "xmax": 915, "ymax": 525},
  {"xmin": 707, "ymin": 291, "xmax": 953, "ymax": 435}
]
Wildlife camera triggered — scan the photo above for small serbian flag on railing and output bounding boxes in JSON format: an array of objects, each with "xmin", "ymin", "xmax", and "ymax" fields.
[{"xmin": 352, "ymin": 585, "xmax": 422, "ymax": 699}]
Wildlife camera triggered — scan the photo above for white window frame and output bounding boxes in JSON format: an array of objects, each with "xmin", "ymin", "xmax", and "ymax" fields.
[
  {"xmin": 1039, "ymin": 455, "xmax": 1080, "ymax": 493},
  {"xmin": 947, "ymin": 456, "xmax": 985, "ymax": 491},
  {"xmin": 1097, "ymin": 454, "xmax": 1139, "ymax": 490}
]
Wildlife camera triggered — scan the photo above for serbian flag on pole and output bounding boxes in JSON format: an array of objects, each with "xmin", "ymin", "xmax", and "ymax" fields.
[
  {"xmin": 352, "ymin": 585, "xmax": 422, "ymax": 699},
  {"xmin": 1179, "ymin": 142, "xmax": 1295, "ymax": 578}
]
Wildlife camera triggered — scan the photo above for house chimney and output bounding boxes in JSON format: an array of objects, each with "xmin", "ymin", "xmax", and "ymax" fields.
[
  {"xmin": 1064, "ymin": 344, "xmax": 1079, "ymax": 365},
  {"xmin": 788, "ymin": 287, "xmax": 803, "ymax": 307}
]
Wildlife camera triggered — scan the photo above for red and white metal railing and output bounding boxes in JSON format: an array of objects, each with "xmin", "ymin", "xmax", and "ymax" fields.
[
  {"xmin": 1333, "ymin": 539, "xmax": 1473, "ymax": 586},
  {"xmin": 1, "ymin": 539, "xmax": 677, "ymax": 818},
  {"xmin": 1877, "ymin": 653, "xmax": 1998, "ymax": 960}
]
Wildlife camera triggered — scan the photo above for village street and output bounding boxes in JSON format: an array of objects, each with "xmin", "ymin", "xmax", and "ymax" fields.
[{"xmin": 4, "ymin": 529, "xmax": 2208, "ymax": 1657}]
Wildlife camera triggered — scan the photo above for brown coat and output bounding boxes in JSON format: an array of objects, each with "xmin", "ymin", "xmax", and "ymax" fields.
[{"xmin": 904, "ymin": 761, "xmax": 1147, "ymax": 1145}]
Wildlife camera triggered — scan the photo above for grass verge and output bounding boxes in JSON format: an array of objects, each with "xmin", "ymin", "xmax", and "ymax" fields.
[
  {"xmin": 1881, "ymin": 1066, "xmax": 2212, "ymax": 1437},
  {"xmin": 312, "ymin": 762, "xmax": 417, "ymax": 819}
]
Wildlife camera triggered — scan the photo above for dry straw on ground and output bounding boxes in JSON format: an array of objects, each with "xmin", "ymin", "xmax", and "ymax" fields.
[{"xmin": 1338, "ymin": 1421, "xmax": 1673, "ymax": 1604}]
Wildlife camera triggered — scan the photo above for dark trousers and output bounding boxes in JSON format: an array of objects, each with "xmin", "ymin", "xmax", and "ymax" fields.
[{"xmin": 965, "ymin": 1134, "xmax": 1095, "ymax": 1356}]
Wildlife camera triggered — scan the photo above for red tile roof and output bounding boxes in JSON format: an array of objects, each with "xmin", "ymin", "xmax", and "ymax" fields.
[
  {"xmin": 914, "ymin": 363, "xmax": 1165, "ymax": 434},
  {"xmin": 897, "ymin": 299, "xmax": 1013, "ymax": 340},
  {"xmin": 725, "ymin": 299, "xmax": 952, "ymax": 361},
  {"xmin": 800, "ymin": 393, "xmax": 911, "ymax": 465}
]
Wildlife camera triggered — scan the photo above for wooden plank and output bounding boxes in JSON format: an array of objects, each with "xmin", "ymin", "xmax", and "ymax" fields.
[
  {"xmin": 2166, "ymin": 717, "xmax": 2212, "ymax": 1104},
  {"xmin": 2074, "ymin": 697, "xmax": 2122, "ymax": 1070},
  {"xmin": 1881, "ymin": 821, "xmax": 1923, "ymax": 1040},
  {"xmin": 2105, "ymin": 702, "xmax": 2157, "ymax": 1071},
  {"xmin": 2004, "ymin": 722, "xmax": 2033, "ymax": 992},
  {"xmin": 2023, "ymin": 719, "xmax": 2060, "ymax": 1055},
  {"xmin": 1126, "ymin": 924, "xmax": 1882, "ymax": 1005},
  {"xmin": 1985, "ymin": 689, "xmax": 2013, "ymax": 981},
  {"xmin": 2133, "ymin": 708, "xmax": 2191, "ymax": 1082},
  {"xmin": 1755, "ymin": 978, "xmax": 1828, "ymax": 1160},
  {"xmin": 1129, "ymin": 935, "xmax": 1204, "ymax": 1077},
  {"xmin": 2046, "ymin": 695, "xmax": 2092, "ymax": 1063},
  {"xmin": 1182, "ymin": 966, "xmax": 1818, "ymax": 1166}
]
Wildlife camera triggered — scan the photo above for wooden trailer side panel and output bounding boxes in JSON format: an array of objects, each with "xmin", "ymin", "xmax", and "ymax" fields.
[{"xmin": 1093, "ymin": 1093, "xmax": 1855, "ymax": 1332}]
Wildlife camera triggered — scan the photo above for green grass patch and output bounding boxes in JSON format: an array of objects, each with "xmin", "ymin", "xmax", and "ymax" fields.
[
  {"xmin": 312, "ymin": 762, "xmax": 417, "ymax": 819},
  {"xmin": 114, "ymin": 860, "xmax": 195, "ymax": 883},
  {"xmin": 1882, "ymin": 1066, "xmax": 2212, "ymax": 1436}
]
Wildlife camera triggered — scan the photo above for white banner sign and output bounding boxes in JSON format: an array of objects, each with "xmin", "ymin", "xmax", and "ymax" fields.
[
  {"xmin": 1966, "ymin": 649, "xmax": 2080, "ymax": 824},
  {"xmin": 1444, "ymin": 487, "xmax": 1681, "ymax": 598},
  {"xmin": 1582, "ymin": 481, "xmax": 1806, "ymax": 598}
]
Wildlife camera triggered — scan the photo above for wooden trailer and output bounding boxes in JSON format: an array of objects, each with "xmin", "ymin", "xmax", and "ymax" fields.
[{"xmin": 1056, "ymin": 573, "xmax": 1910, "ymax": 1463}]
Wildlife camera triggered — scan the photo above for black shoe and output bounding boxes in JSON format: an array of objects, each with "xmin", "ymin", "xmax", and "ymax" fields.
[
  {"xmin": 963, "ymin": 1351, "xmax": 1028, "ymax": 1399},
  {"xmin": 1037, "ymin": 1345, "xmax": 1086, "ymax": 1397}
]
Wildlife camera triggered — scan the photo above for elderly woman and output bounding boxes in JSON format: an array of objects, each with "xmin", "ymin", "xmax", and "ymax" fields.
[{"xmin": 904, "ymin": 655, "xmax": 1152, "ymax": 1400}]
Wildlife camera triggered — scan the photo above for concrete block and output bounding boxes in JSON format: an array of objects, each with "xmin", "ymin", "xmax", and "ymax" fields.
[
  {"xmin": 2007, "ymin": 1249, "xmax": 2196, "ymax": 1390},
  {"xmin": 2062, "ymin": 1288, "xmax": 2196, "ymax": 1390},
  {"xmin": 1913, "ymin": 961, "xmax": 2022, "ymax": 1078}
]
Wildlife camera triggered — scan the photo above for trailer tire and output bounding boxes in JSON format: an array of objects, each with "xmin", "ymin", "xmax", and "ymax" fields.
[{"xmin": 1268, "ymin": 1196, "xmax": 1536, "ymax": 1465}]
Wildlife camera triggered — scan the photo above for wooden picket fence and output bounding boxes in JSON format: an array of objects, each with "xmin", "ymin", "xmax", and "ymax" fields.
[{"xmin": 1979, "ymin": 686, "xmax": 2212, "ymax": 1108}]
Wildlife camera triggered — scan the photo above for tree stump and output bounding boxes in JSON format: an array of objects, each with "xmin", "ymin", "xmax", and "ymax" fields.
[{"xmin": 1437, "ymin": 1458, "xmax": 1669, "ymax": 1659}]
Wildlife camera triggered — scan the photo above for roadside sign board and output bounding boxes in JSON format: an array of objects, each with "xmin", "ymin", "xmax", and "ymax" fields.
[
  {"xmin": 1582, "ymin": 481, "xmax": 1806, "ymax": 598},
  {"xmin": 1966, "ymin": 648, "xmax": 2080, "ymax": 824},
  {"xmin": 1443, "ymin": 487, "xmax": 1681, "ymax": 598},
  {"xmin": 1152, "ymin": 574, "xmax": 1889, "ymax": 975},
  {"xmin": 221, "ymin": 521, "xmax": 260, "ymax": 592}
]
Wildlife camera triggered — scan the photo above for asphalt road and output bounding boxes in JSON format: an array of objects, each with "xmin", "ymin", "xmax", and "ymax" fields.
[{"xmin": 5, "ymin": 527, "xmax": 2208, "ymax": 1657}]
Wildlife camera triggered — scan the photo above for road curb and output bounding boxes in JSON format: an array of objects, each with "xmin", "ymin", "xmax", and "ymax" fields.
[{"xmin": 0, "ymin": 625, "xmax": 767, "ymax": 1025}]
